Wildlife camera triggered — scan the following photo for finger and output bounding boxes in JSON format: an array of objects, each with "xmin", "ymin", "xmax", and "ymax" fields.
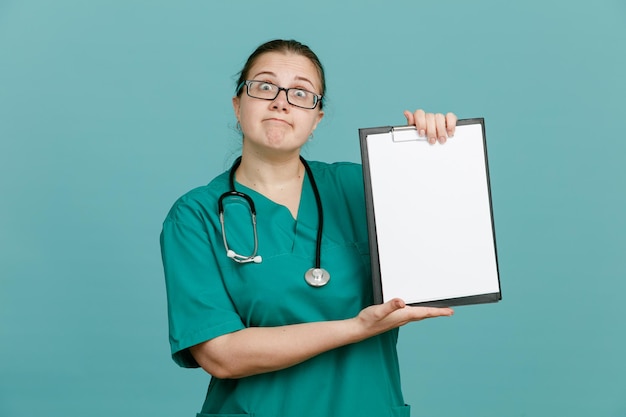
[
  {"xmin": 425, "ymin": 306, "xmax": 454, "ymax": 317},
  {"xmin": 425, "ymin": 112, "xmax": 437, "ymax": 144},
  {"xmin": 446, "ymin": 112, "xmax": 457, "ymax": 137},
  {"xmin": 413, "ymin": 109, "xmax": 426, "ymax": 137},
  {"xmin": 411, "ymin": 306, "xmax": 454, "ymax": 319},
  {"xmin": 403, "ymin": 110, "xmax": 414, "ymax": 126},
  {"xmin": 435, "ymin": 113, "xmax": 447, "ymax": 144}
]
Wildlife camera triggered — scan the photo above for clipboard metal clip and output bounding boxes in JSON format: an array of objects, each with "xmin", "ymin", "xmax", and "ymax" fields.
[{"xmin": 391, "ymin": 126, "xmax": 428, "ymax": 143}]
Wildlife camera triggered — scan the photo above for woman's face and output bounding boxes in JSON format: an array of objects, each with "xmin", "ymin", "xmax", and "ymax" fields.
[{"xmin": 232, "ymin": 51, "xmax": 324, "ymax": 159}]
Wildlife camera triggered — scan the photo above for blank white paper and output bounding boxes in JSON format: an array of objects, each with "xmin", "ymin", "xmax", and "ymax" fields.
[{"xmin": 364, "ymin": 122, "xmax": 500, "ymax": 304}]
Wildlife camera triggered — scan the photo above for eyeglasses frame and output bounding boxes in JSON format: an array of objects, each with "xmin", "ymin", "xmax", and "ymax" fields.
[{"xmin": 237, "ymin": 80, "xmax": 323, "ymax": 110}]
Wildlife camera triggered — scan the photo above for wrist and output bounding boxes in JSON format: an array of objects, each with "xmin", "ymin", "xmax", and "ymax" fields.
[{"xmin": 341, "ymin": 316, "xmax": 367, "ymax": 345}]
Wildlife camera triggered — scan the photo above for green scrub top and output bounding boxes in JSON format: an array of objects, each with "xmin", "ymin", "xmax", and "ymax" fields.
[{"xmin": 161, "ymin": 161, "xmax": 410, "ymax": 417}]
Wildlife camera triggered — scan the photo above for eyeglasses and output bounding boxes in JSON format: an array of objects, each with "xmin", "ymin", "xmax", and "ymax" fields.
[{"xmin": 238, "ymin": 80, "xmax": 322, "ymax": 110}]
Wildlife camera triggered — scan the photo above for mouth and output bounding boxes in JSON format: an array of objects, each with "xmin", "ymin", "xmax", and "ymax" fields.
[{"xmin": 265, "ymin": 118, "xmax": 291, "ymax": 126}]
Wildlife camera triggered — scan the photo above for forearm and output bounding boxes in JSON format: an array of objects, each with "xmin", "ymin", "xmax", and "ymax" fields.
[
  {"xmin": 190, "ymin": 299, "xmax": 453, "ymax": 379},
  {"xmin": 190, "ymin": 318, "xmax": 364, "ymax": 379}
]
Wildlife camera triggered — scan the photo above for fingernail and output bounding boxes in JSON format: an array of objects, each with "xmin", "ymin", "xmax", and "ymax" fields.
[
  {"xmin": 429, "ymin": 138, "xmax": 436, "ymax": 145},
  {"xmin": 439, "ymin": 136, "xmax": 446, "ymax": 143},
  {"xmin": 419, "ymin": 130, "xmax": 425, "ymax": 137}
]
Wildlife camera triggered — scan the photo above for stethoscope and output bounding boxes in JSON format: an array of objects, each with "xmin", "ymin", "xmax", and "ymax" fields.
[{"xmin": 218, "ymin": 156, "xmax": 331, "ymax": 287}]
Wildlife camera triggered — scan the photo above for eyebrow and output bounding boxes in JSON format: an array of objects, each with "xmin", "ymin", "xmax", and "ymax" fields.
[{"xmin": 251, "ymin": 71, "xmax": 317, "ymax": 91}]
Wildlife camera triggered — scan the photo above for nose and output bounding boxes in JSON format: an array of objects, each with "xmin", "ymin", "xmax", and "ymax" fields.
[{"xmin": 271, "ymin": 88, "xmax": 290, "ymax": 111}]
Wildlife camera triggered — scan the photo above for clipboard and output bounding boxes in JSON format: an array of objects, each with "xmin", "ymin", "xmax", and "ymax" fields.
[{"xmin": 359, "ymin": 118, "xmax": 501, "ymax": 307}]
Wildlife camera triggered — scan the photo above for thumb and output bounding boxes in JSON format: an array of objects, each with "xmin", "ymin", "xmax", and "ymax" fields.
[{"xmin": 381, "ymin": 298, "xmax": 406, "ymax": 316}]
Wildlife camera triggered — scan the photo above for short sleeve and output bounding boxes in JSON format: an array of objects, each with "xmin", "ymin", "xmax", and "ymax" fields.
[{"xmin": 160, "ymin": 194, "xmax": 245, "ymax": 368}]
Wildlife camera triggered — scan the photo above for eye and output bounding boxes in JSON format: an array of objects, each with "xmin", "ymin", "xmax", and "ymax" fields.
[
  {"xmin": 292, "ymin": 89, "xmax": 309, "ymax": 98},
  {"xmin": 258, "ymin": 82, "xmax": 274, "ymax": 91}
]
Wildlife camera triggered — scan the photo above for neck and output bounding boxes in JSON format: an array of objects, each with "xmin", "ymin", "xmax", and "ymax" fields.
[
  {"xmin": 235, "ymin": 152, "xmax": 305, "ymax": 220},
  {"xmin": 235, "ymin": 152, "xmax": 304, "ymax": 191}
]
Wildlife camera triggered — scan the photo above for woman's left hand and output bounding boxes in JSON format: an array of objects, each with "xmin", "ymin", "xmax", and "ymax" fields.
[{"xmin": 403, "ymin": 109, "xmax": 457, "ymax": 145}]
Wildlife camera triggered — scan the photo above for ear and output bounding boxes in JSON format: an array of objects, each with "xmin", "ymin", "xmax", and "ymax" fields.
[
  {"xmin": 311, "ymin": 109, "xmax": 324, "ymax": 132},
  {"xmin": 232, "ymin": 96, "xmax": 241, "ymax": 121}
]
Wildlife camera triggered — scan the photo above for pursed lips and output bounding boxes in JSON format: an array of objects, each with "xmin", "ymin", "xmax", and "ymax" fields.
[{"xmin": 264, "ymin": 118, "xmax": 291, "ymax": 126}]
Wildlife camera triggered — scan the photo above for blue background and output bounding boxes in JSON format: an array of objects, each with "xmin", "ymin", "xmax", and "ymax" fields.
[{"xmin": 1, "ymin": 1, "xmax": 625, "ymax": 416}]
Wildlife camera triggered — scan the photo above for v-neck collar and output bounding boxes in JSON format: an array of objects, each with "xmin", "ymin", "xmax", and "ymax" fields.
[
  {"xmin": 233, "ymin": 167, "xmax": 317, "ymax": 221},
  {"xmin": 233, "ymin": 168, "xmax": 319, "ymax": 256}
]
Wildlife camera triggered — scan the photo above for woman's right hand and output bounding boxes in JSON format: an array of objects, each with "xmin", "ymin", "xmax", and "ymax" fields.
[{"xmin": 353, "ymin": 298, "xmax": 454, "ymax": 337}]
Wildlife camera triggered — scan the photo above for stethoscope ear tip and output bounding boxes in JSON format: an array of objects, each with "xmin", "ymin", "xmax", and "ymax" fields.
[
  {"xmin": 227, "ymin": 250, "xmax": 236, "ymax": 259},
  {"xmin": 253, "ymin": 256, "xmax": 262, "ymax": 263}
]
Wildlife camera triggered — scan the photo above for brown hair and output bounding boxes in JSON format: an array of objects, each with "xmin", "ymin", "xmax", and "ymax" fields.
[{"xmin": 235, "ymin": 39, "xmax": 326, "ymax": 109}]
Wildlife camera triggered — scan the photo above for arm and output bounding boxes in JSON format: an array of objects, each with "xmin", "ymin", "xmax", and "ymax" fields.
[{"xmin": 190, "ymin": 298, "xmax": 453, "ymax": 379}]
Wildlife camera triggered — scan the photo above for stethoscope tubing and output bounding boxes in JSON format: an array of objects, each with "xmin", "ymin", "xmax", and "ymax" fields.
[
  {"xmin": 218, "ymin": 189, "xmax": 260, "ymax": 263},
  {"xmin": 219, "ymin": 156, "xmax": 324, "ymax": 270},
  {"xmin": 300, "ymin": 157, "xmax": 323, "ymax": 270}
]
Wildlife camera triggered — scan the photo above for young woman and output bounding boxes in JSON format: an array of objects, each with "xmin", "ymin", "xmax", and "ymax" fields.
[{"xmin": 161, "ymin": 39, "xmax": 456, "ymax": 417}]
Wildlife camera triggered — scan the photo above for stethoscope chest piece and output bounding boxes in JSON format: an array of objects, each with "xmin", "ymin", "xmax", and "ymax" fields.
[
  {"xmin": 222, "ymin": 156, "xmax": 331, "ymax": 284},
  {"xmin": 305, "ymin": 267, "xmax": 330, "ymax": 287}
]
